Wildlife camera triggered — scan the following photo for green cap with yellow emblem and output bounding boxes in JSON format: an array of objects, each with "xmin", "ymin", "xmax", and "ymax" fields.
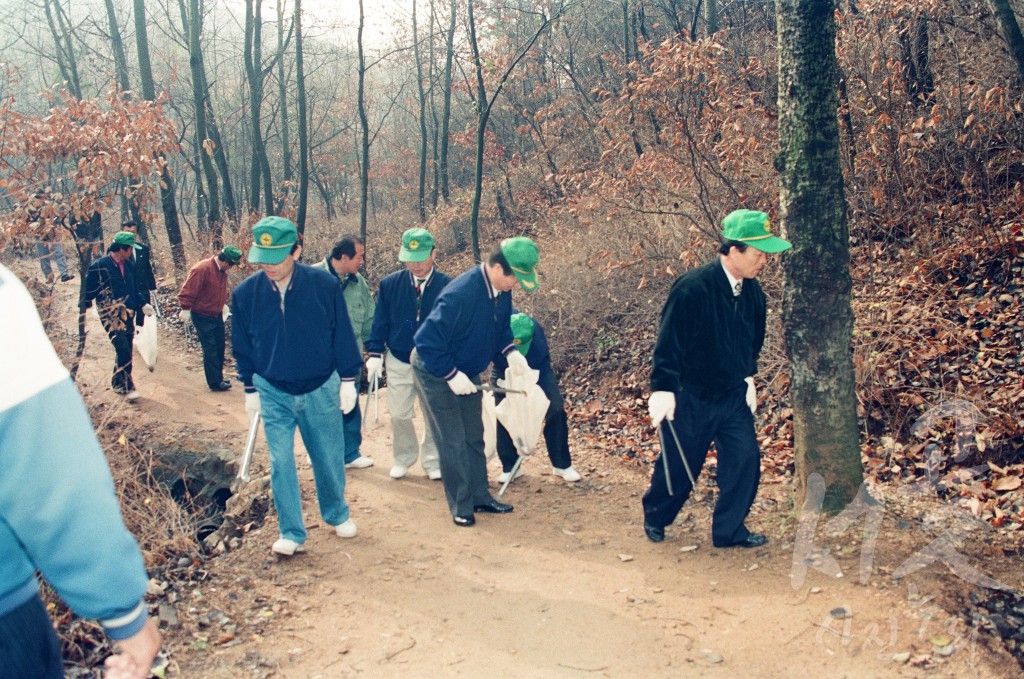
[
  {"xmin": 399, "ymin": 228, "xmax": 435, "ymax": 262},
  {"xmin": 248, "ymin": 216, "xmax": 298, "ymax": 264},
  {"xmin": 510, "ymin": 312, "xmax": 535, "ymax": 356},
  {"xmin": 721, "ymin": 209, "xmax": 792, "ymax": 253}
]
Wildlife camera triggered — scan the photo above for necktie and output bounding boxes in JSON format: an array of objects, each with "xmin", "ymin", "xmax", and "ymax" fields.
[{"xmin": 734, "ymin": 282, "xmax": 742, "ymax": 296}]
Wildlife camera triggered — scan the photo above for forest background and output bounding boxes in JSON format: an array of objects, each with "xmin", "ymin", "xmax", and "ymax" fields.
[{"xmin": 2, "ymin": 0, "xmax": 1024, "ymax": 673}]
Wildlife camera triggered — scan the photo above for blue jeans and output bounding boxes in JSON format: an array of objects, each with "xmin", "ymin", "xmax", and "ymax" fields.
[
  {"xmin": 342, "ymin": 379, "xmax": 362, "ymax": 463},
  {"xmin": 253, "ymin": 373, "xmax": 349, "ymax": 544}
]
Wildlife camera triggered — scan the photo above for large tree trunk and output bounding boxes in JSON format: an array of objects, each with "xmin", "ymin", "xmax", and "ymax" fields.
[
  {"xmin": 43, "ymin": 0, "xmax": 82, "ymax": 100},
  {"xmin": 295, "ymin": 0, "xmax": 310, "ymax": 235},
  {"xmin": 244, "ymin": 0, "xmax": 275, "ymax": 216},
  {"xmin": 413, "ymin": 0, "xmax": 428, "ymax": 222},
  {"xmin": 988, "ymin": 0, "xmax": 1024, "ymax": 84},
  {"xmin": 777, "ymin": 0, "xmax": 862, "ymax": 514},
  {"xmin": 104, "ymin": 0, "xmax": 146, "ymax": 227},
  {"xmin": 357, "ymin": 0, "xmax": 370, "ymax": 242},
  {"xmin": 278, "ymin": 0, "xmax": 293, "ymax": 198},
  {"xmin": 134, "ymin": 0, "xmax": 187, "ymax": 283},
  {"xmin": 438, "ymin": 0, "xmax": 457, "ymax": 203},
  {"xmin": 183, "ymin": 0, "xmax": 222, "ymax": 245}
]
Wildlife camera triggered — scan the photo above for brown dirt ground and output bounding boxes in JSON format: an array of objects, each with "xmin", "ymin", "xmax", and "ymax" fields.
[{"xmin": 58, "ymin": 276, "xmax": 1024, "ymax": 679}]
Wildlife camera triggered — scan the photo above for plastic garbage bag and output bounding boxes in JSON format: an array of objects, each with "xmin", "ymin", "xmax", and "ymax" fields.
[
  {"xmin": 134, "ymin": 316, "xmax": 158, "ymax": 371},
  {"xmin": 482, "ymin": 389, "xmax": 497, "ymax": 460},
  {"xmin": 495, "ymin": 368, "xmax": 549, "ymax": 457}
]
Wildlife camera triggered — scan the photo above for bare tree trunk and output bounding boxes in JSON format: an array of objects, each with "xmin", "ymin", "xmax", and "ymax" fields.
[
  {"xmin": 413, "ymin": 0, "xmax": 428, "ymax": 222},
  {"xmin": 245, "ymin": 0, "xmax": 275, "ymax": 215},
  {"xmin": 278, "ymin": 0, "xmax": 293, "ymax": 194},
  {"xmin": 777, "ymin": 0, "xmax": 862, "ymax": 514},
  {"xmin": 705, "ymin": 0, "xmax": 718, "ymax": 35},
  {"xmin": 43, "ymin": 0, "xmax": 82, "ymax": 100},
  {"xmin": 134, "ymin": 0, "xmax": 187, "ymax": 283},
  {"xmin": 357, "ymin": 0, "xmax": 370, "ymax": 242},
  {"xmin": 428, "ymin": 0, "xmax": 440, "ymax": 209},
  {"xmin": 295, "ymin": 0, "xmax": 310, "ymax": 235},
  {"xmin": 183, "ymin": 0, "xmax": 222, "ymax": 245},
  {"xmin": 104, "ymin": 0, "xmax": 145, "ymax": 227},
  {"xmin": 987, "ymin": 0, "xmax": 1024, "ymax": 84},
  {"xmin": 439, "ymin": 0, "xmax": 457, "ymax": 203}
]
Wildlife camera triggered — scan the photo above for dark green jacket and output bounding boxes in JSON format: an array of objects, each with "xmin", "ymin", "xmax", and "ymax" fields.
[{"xmin": 650, "ymin": 259, "xmax": 765, "ymax": 401}]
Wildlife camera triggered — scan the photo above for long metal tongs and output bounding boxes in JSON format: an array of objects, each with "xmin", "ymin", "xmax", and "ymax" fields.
[
  {"xmin": 238, "ymin": 412, "xmax": 261, "ymax": 482},
  {"xmin": 659, "ymin": 418, "xmax": 696, "ymax": 496}
]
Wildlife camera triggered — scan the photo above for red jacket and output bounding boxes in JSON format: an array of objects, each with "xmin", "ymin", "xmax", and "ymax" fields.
[{"xmin": 178, "ymin": 256, "xmax": 229, "ymax": 317}]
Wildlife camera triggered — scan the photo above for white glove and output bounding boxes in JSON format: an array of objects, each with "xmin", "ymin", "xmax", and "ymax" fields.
[
  {"xmin": 222, "ymin": 304, "xmax": 231, "ymax": 321},
  {"xmin": 179, "ymin": 309, "xmax": 192, "ymax": 323},
  {"xmin": 365, "ymin": 356, "xmax": 383, "ymax": 383},
  {"xmin": 245, "ymin": 391, "xmax": 261, "ymax": 423},
  {"xmin": 506, "ymin": 349, "xmax": 529, "ymax": 376},
  {"xmin": 648, "ymin": 391, "xmax": 676, "ymax": 427},
  {"xmin": 340, "ymin": 380, "xmax": 358, "ymax": 414},
  {"xmin": 447, "ymin": 371, "xmax": 478, "ymax": 395},
  {"xmin": 745, "ymin": 376, "xmax": 757, "ymax": 414},
  {"xmin": 141, "ymin": 303, "xmax": 155, "ymax": 316}
]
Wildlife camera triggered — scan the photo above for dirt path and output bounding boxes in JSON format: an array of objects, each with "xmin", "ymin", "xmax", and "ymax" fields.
[{"xmin": 64, "ymin": 287, "xmax": 1019, "ymax": 679}]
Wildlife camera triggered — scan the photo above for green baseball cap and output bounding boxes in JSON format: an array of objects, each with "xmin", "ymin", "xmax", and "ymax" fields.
[
  {"xmin": 721, "ymin": 209, "xmax": 792, "ymax": 253},
  {"xmin": 248, "ymin": 216, "xmax": 298, "ymax": 264},
  {"xmin": 112, "ymin": 231, "xmax": 142, "ymax": 249},
  {"xmin": 399, "ymin": 228, "xmax": 435, "ymax": 262},
  {"xmin": 501, "ymin": 237, "xmax": 539, "ymax": 291},
  {"xmin": 221, "ymin": 245, "xmax": 243, "ymax": 264},
  {"xmin": 510, "ymin": 312, "xmax": 535, "ymax": 356}
]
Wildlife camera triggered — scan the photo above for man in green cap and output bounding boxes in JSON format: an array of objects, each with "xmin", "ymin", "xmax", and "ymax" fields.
[
  {"xmin": 313, "ymin": 234, "xmax": 376, "ymax": 470},
  {"xmin": 493, "ymin": 311, "xmax": 581, "ymax": 483},
  {"xmin": 365, "ymin": 228, "xmax": 451, "ymax": 480},
  {"xmin": 412, "ymin": 237, "xmax": 538, "ymax": 527},
  {"xmin": 230, "ymin": 216, "xmax": 363, "ymax": 556},
  {"xmin": 643, "ymin": 209, "xmax": 791, "ymax": 548},
  {"xmin": 81, "ymin": 230, "xmax": 154, "ymax": 401},
  {"xmin": 178, "ymin": 245, "xmax": 243, "ymax": 391},
  {"xmin": 120, "ymin": 221, "xmax": 157, "ymax": 302}
]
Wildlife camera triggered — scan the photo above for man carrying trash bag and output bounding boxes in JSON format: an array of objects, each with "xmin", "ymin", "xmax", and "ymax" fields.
[
  {"xmin": 492, "ymin": 312, "xmax": 581, "ymax": 484},
  {"xmin": 642, "ymin": 209, "xmax": 791, "ymax": 548}
]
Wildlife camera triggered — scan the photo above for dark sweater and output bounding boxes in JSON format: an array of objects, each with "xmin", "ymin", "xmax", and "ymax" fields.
[
  {"xmin": 650, "ymin": 259, "xmax": 765, "ymax": 401},
  {"xmin": 366, "ymin": 268, "xmax": 451, "ymax": 363}
]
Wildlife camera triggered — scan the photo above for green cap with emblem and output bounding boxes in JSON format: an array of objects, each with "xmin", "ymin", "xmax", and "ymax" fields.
[
  {"xmin": 510, "ymin": 312, "xmax": 535, "ymax": 356},
  {"xmin": 399, "ymin": 228, "xmax": 435, "ymax": 262},
  {"xmin": 721, "ymin": 209, "xmax": 792, "ymax": 253},
  {"xmin": 221, "ymin": 245, "xmax": 243, "ymax": 264},
  {"xmin": 112, "ymin": 231, "xmax": 142, "ymax": 250},
  {"xmin": 500, "ymin": 237, "xmax": 539, "ymax": 291},
  {"xmin": 248, "ymin": 216, "xmax": 298, "ymax": 264}
]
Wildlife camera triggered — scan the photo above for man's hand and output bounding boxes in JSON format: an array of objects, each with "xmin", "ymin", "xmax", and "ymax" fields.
[
  {"xmin": 506, "ymin": 350, "xmax": 529, "ymax": 376},
  {"xmin": 103, "ymin": 617, "xmax": 161, "ymax": 679},
  {"xmin": 245, "ymin": 391, "xmax": 261, "ymax": 423},
  {"xmin": 648, "ymin": 391, "xmax": 676, "ymax": 427},
  {"xmin": 178, "ymin": 309, "xmax": 192, "ymax": 323},
  {"xmin": 141, "ymin": 303, "xmax": 155, "ymax": 317},
  {"xmin": 365, "ymin": 356, "xmax": 383, "ymax": 383},
  {"xmin": 744, "ymin": 377, "xmax": 756, "ymax": 414},
  {"xmin": 447, "ymin": 371, "xmax": 478, "ymax": 395},
  {"xmin": 340, "ymin": 380, "xmax": 357, "ymax": 414}
]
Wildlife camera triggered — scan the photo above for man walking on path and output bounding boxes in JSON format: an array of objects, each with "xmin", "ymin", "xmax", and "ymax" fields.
[
  {"xmin": 412, "ymin": 237, "xmax": 538, "ymax": 527},
  {"xmin": 231, "ymin": 217, "xmax": 363, "ymax": 556},
  {"xmin": 365, "ymin": 228, "xmax": 451, "ymax": 480},
  {"xmin": 493, "ymin": 311, "xmax": 582, "ymax": 483},
  {"xmin": 120, "ymin": 221, "xmax": 157, "ymax": 302},
  {"xmin": 642, "ymin": 209, "xmax": 791, "ymax": 548},
  {"xmin": 81, "ymin": 231, "xmax": 154, "ymax": 400},
  {"xmin": 35, "ymin": 241, "xmax": 74, "ymax": 282},
  {"xmin": 178, "ymin": 246, "xmax": 243, "ymax": 391},
  {"xmin": 314, "ymin": 235, "xmax": 376, "ymax": 470},
  {"xmin": 0, "ymin": 263, "xmax": 161, "ymax": 679}
]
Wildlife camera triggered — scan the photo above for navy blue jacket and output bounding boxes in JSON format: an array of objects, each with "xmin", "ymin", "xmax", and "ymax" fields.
[
  {"xmin": 414, "ymin": 265, "xmax": 515, "ymax": 379},
  {"xmin": 231, "ymin": 263, "xmax": 362, "ymax": 395},
  {"xmin": 366, "ymin": 268, "xmax": 451, "ymax": 363},
  {"xmin": 82, "ymin": 254, "xmax": 148, "ymax": 314}
]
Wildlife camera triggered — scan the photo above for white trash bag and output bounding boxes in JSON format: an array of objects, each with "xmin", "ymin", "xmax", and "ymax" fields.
[
  {"xmin": 482, "ymin": 388, "xmax": 497, "ymax": 460},
  {"xmin": 134, "ymin": 317, "xmax": 158, "ymax": 371}
]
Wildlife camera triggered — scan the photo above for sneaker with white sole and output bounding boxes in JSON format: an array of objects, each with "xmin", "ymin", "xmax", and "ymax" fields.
[
  {"xmin": 498, "ymin": 467, "xmax": 525, "ymax": 484},
  {"xmin": 390, "ymin": 464, "xmax": 408, "ymax": 479},
  {"xmin": 125, "ymin": 390, "xmax": 140, "ymax": 402},
  {"xmin": 552, "ymin": 466, "xmax": 582, "ymax": 482},
  {"xmin": 427, "ymin": 469, "xmax": 442, "ymax": 481},
  {"xmin": 345, "ymin": 455, "xmax": 374, "ymax": 469},
  {"xmin": 335, "ymin": 519, "xmax": 357, "ymax": 538},
  {"xmin": 272, "ymin": 538, "xmax": 305, "ymax": 556}
]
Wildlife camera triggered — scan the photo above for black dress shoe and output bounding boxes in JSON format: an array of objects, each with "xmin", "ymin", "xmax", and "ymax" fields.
[
  {"xmin": 210, "ymin": 380, "xmax": 232, "ymax": 392},
  {"xmin": 473, "ymin": 500, "xmax": 513, "ymax": 514},
  {"xmin": 714, "ymin": 533, "xmax": 767, "ymax": 549},
  {"xmin": 644, "ymin": 523, "xmax": 665, "ymax": 543},
  {"xmin": 453, "ymin": 515, "xmax": 475, "ymax": 527}
]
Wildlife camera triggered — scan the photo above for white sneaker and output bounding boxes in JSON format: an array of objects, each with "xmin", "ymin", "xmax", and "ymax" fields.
[
  {"xmin": 498, "ymin": 467, "xmax": 524, "ymax": 484},
  {"xmin": 552, "ymin": 466, "xmax": 582, "ymax": 482},
  {"xmin": 345, "ymin": 455, "xmax": 374, "ymax": 469},
  {"xmin": 390, "ymin": 464, "xmax": 408, "ymax": 479},
  {"xmin": 125, "ymin": 390, "xmax": 140, "ymax": 402},
  {"xmin": 335, "ymin": 519, "xmax": 357, "ymax": 538},
  {"xmin": 272, "ymin": 538, "xmax": 305, "ymax": 556},
  {"xmin": 427, "ymin": 469, "xmax": 442, "ymax": 481}
]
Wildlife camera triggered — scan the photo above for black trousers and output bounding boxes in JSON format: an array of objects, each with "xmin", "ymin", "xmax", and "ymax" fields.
[
  {"xmin": 641, "ymin": 383, "xmax": 761, "ymax": 546},
  {"xmin": 411, "ymin": 350, "xmax": 497, "ymax": 517},
  {"xmin": 0, "ymin": 593, "xmax": 64, "ymax": 679},
  {"xmin": 102, "ymin": 314, "xmax": 135, "ymax": 392},
  {"xmin": 496, "ymin": 369, "xmax": 572, "ymax": 471},
  {"xmin": 191, "ymin": 311, "xmax": 226, "ymax": 387}
]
